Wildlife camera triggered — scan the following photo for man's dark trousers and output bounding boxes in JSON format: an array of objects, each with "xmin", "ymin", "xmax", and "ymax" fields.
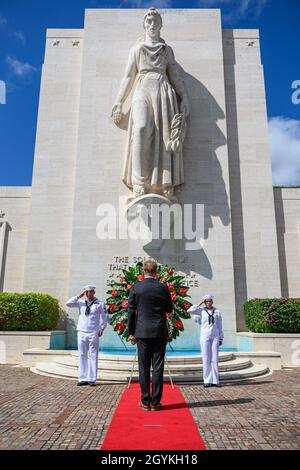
[
  {"xmin": 128, "ymin": 277, "xmax": 173, "ymax": 406},
  {"xmin": 137, "ymin": 337, "xmax": 167, "ymax": 406}
]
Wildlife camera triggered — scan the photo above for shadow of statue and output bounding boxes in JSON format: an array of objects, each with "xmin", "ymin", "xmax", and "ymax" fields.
[{"xmin": 138, "ymin": 67, "xmax": 231, "ymax": 280}]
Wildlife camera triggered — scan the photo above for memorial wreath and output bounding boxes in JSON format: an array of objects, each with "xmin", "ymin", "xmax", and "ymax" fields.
[{"xmin": 106, "ymin": 261, "xmax": 192, "ymax": 343}]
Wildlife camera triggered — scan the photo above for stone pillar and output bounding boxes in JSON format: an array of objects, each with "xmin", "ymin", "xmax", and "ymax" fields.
[
  {"xmin": 23, "ymin": 29, "xmax": 84, "ymax": 303},
  {"xmin": 274, "ymin": 188, "xmax": 300, "ymax": 298},
  {"xmin": 0, "ymin": 219, "xmax": 9, "ymax": 292},
  {"xmin": 223, "ymin": 30, "xmax": 281, "ymax": 330}
]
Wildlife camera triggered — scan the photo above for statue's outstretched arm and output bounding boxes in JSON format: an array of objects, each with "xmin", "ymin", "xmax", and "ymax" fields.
[{"xmin": 111, "ymin": 47, "xmax": 138, "ymax": 124}]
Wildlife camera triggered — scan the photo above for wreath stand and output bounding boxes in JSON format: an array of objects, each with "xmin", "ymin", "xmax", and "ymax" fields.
[{"xmin": 127, "ymin": 352, "xmax": 174, "ymax": 389}]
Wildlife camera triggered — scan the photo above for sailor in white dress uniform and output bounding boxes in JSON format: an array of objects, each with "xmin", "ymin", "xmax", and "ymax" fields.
[
  {"xmin": 66, "ymin": 285, "xmax": 109, "ymax": 386},
  {"xmin": 188, "ymin": 294, "xmax": 224, "ymax": 387}
]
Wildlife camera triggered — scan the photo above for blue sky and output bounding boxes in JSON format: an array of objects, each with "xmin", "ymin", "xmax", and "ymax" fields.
[{"xmin": 0, "ymin": 0, "xmax": 299, "ymax": 186}]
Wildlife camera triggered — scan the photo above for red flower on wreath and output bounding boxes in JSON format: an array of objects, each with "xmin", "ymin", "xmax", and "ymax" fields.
[
  {"xmin": 111, "ymin": 289, "xmax": 117, "ymax": 298},
  {"xmin": 122, "ymin": 300, "xmax": 128, "ymax": 308},
  {"xmin": 180, "ymin": 288, "xmax": 187, "ymax": 296},
  {"xmin": 171, "ymin": 293, "xmax": 177, "ymax": 302},
  {"xmin": 119, "ymin": 277, "xmax": 125, "ymax": 282},
  {"xmin": 138, "ymin": 275, "xmax": 145, "ymax": 281},
  {"xmin": 168, "ymin": 269, "xmax": 174, "ymax": 276},
  {"xmin": 183, "ymin": 302, "xmax": 191, "ymax": 311},
  {"xmin": 116, "ymin": 322, "xmax": 124, "ymax": 332},
  {"xmin": 166, "ymin": 312, "xmax": 171, "ymax": 319},
  {"xmin": 168, "ymin": 284, "xmax": 175, "ymax": 291},
  {"xmin": 175, "ymin": 320, "xmax": 183, "ymax": 330},
  {"xmin": 161, "ymin": 278, "xmax": 167, "ymax": 283},
  {"xmin": 127, "ymin": 284, "xmax": 132, "ymax": 289},
  {"xmin": 108, "ymin": 304, "xmax": 116, "ymax": 313}
]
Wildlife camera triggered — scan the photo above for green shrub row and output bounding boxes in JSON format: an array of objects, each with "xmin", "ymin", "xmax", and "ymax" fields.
[{"xmin": 0, "ymin": 293, "xmax": 60, "ymax": 331}]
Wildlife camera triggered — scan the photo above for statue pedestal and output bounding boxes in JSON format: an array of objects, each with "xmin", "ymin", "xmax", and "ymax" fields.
[
  {"xmin": 125, "ymin": 193, "xmax": 177, "ymax": 209},
  {"xmin": 123, "ymin": 193, "xmax": 179, "ymax": 251}
]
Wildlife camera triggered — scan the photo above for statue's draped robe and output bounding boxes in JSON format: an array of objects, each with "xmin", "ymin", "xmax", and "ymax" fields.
[{"xmin": 122, "ymin": 41, "xmax": 184, "ymax": 192}]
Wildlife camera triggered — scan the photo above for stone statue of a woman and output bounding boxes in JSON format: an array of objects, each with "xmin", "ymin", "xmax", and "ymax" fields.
[{"xmin": 111, "ymin": 8, "xmax": 189, "ymax": 199}]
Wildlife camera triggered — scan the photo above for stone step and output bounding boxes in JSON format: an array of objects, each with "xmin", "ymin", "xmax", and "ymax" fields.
[
  {"xmin": 55, "ymin": 356, "xmax": 252, "ymax": 372},
  {"xmin": 70, "ymin": 351, "xmax": 235, "ymax": 364},
  {"xmin": 32, "ymin": 361, "xmax": 270, "ymax": 383},
  {"xmin": 176, "ymin": 364, "xmax": 272, "ymax": 383},
  {"xmin": 96, "ymin": 363, "xmax": 270, "ymax": 381}
]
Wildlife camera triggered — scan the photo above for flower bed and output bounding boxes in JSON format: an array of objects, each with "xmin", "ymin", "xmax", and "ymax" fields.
[{"xmin": 244, "ymin": 298, "xmax": 300, "ymax": 333}]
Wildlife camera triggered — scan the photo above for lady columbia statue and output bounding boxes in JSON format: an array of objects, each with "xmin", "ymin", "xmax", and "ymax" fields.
[{"xmin": 111, "ymin": 8, "xmax": 189, "ymax": 199}]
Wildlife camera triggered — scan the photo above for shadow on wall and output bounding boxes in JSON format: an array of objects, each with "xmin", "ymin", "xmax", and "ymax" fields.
[
  {"xmin": 142, "ymin": 67, "xmax": 230, "ymax": 279},
  {"xmin": 274, "ymin": 188, "xmax": 289, "ymax": 298},
  {"xmin": 0, "ymin": 222, "xmax": 11, "ymax": 293},
  {"xmin": 223, "ymin": 31, "xmax": 247, "ymax": 331},
  {"xmin": 56, "ymin": 307, "xmax": 69, "ymax": 330},
  {"xmin": 66, "ymin": 316, "xmax": 78, "ymax": 349}
]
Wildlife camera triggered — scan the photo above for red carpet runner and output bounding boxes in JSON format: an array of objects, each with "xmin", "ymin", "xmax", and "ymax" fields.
[{"xmin": 101, "ymin": 383, "xmax": 206, "ymax": 450}]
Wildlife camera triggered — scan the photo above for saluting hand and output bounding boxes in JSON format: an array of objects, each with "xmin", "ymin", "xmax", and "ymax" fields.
[{"xmin": 78, "ymin": 291, "xmax": 86, "ymax": 298}]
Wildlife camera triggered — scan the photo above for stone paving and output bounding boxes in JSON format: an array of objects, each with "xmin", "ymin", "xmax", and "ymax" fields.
[
  {"xmin": 0, "ymin": 365, "xmax": 123, "ymax": 450},
  {"xmin": 180, "ymin": 369, "xmax": 300, "ymax": 450},
  {"xmin": 0, "ymin": 365, "xmax": 299, "ymax": 450}
]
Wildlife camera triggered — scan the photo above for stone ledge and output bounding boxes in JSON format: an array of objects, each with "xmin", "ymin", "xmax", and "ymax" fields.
[
  {"xmin": 223, "ymin": 29, "xmax": 260, "ymax": 39},
  {"xmin": 237, "ymin": 332, "xmax": 300, "ymax": 338},
  {"xmin": 0, "ymin": 330, "xmax": 66, "ymax": 335},
  {"xmin": 0, "ymin": 331, "xmax": 66, "ymax": 364},
  {"xmin": 237, "ymin": 332, "xmax": 300, "ymax": 367},
  {"xmin": 0, "ymin": 186, "xmax": 32, "ymax": 198},
  {"xmin": 274, "ymin": 187, "xmax": 300, "ymax": 200},
  {"xmin": 46, "ymin": 29, "xmax": 84, "ymax": 38}
]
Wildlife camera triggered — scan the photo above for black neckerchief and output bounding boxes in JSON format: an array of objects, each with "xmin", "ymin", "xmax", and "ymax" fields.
[
  {"xmin": 85, "ymin": 298, "xmax": 97, "ymax": 316},
  {"xmin": 205, "ymin": 307, "xmax": 216, "ymax": 325}
]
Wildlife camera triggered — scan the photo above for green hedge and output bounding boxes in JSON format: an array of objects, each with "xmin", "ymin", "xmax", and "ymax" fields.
[
  {"xmin": 0, "ymin": 293, "xmax": 60, "ymax": 331},
  {"xmin": 244, "ymin": 298, "xmax": 300, "ymax": 333}
]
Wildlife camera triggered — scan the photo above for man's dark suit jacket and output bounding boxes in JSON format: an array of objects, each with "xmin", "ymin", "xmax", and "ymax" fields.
[{"xmin": 127, "ymin": 277, "xmax": 174, "ymax": 338}]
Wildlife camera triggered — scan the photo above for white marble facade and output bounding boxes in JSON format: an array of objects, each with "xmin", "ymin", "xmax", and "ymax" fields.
[{"xmin": 0, "ymin": 9, "xmax": 299, "ymax": 350}]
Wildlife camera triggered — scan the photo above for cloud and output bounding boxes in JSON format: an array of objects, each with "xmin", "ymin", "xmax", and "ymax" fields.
[
  {"xmin": 6, "ymin": 56, "xmax": 37, "ymax": 77},
  {"xmin": 0, "ymin": 13, "xmax": 7, "ymax": 27},
  {"xmin": 0, "ymin": 13, "xmax": 7, "ymax": 26},
  {"xmin": 0, "ymin": 11, "xmax": 26, "ymax": 43},
  {"xmin": 197, "ymin": 0, "xmax": 268, "ymax": 21},
  {"xmin": 13, "ymin": 31, "xmax": 26, "ymax": 44},
  {"xmin": 269, "ymin": 117, "xmax": 300, "ymax": 186},
  {"xmin": 0, "ymin": 80, "xmax": 6, "ymax": 105}
]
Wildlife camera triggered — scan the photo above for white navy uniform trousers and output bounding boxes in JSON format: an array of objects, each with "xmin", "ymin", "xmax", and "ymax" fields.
[
  {"xmin": 66, "ymin": 296, "xmax": 109, "ymax": 382},
  {"xmin": 188, "ymin": 305, "xmax": 224, "ymax": 384}
]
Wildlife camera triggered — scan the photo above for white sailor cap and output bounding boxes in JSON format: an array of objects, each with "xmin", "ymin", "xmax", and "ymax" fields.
[
  {"xmin": 202, "ymin": 294, "xmax": 214, "ymax": 301},
  {"xmin": 84, "ymin": 284, "xmax": 96, "ymax": 291}
]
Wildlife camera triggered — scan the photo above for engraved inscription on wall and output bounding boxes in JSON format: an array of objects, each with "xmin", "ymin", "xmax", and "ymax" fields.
[{"xmin": 106, "ymin": 256, "xmax": 199, "ymax": 287}]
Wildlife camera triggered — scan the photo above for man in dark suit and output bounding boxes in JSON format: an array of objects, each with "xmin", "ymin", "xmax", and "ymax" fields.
[{"xmin": 128, "ymin": 260, "xmax": 173, "ymax": 411}]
